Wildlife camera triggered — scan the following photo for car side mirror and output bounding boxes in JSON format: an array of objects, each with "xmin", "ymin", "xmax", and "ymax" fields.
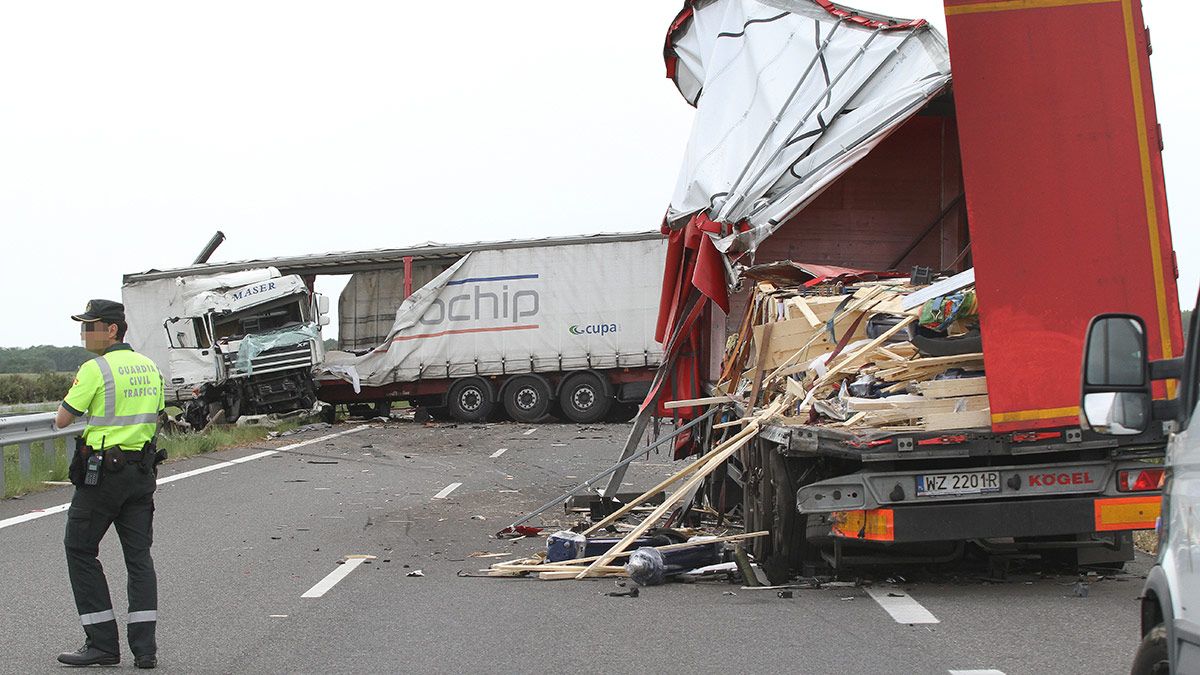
[{"xmin": 1080, "ymin": 314, "xmax": 1150, "ymax": 435}]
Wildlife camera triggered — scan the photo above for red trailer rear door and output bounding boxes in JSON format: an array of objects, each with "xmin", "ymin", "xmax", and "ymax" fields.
[{"xmin": 943, "ymin": 0, "xmax": 1182, "ymax": 432}]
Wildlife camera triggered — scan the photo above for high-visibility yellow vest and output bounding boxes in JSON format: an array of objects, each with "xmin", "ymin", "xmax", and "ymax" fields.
[{"xmin": 63, "ymin": 344, "xmax": 165, "ymax": 451}]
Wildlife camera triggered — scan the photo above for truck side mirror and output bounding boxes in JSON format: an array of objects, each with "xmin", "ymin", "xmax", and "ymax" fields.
[
  {"xmin": 1080, "ymin": 314, "xmax": 1151, "ymax": 435},
  {"xmin": 317, "ymin": 294, "xmax": 330, "ymax": 315}
]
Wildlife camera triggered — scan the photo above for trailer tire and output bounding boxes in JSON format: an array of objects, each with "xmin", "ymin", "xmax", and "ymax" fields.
[
  {"xmin": 502, "ymin": 375, "xmax": 552, "ymax": 423},
  {"xmin": 558, "ymin": 372, "xmax": 612, "ymax": 424},
  {"xmin": 447, "ymin": 377, "xmax": 495, "ymax": 422},
  {"xmin": 765, "ymin": 451, "xmax": 812, "ymax": 584}
]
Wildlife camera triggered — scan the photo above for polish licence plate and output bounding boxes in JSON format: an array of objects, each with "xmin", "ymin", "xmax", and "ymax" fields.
[{"xmin": 916, "ymin": 471, "xmax": 1001, "ymax": 497}]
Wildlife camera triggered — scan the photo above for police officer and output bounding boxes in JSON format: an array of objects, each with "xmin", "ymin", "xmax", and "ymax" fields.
[{"xmin": 55, "ymin": 300, "xmax": 164, "ymax": 669}]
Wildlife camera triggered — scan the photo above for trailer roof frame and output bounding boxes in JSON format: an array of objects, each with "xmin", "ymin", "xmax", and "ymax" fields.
[{"xmin": 123, "ymin": 230, "xmax": 663, "ymax": 283}]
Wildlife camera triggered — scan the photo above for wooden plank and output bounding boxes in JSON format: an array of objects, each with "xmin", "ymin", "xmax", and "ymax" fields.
[
  {"xmin": 789, "ymin": 296, "xmax": 822, "ymax": 327},
  {"xmin": 662, "ymin": 395, "xmax": 733, "ymax": 410},
  {"xmin": 756, "ymin": 291, "xmax": 892, "ymax": 382},
  {"xmin": 848, "ymin": 395, "xmax": 990, "ymax": 414},
  {"xmin": 838, "ymin": 411, "xmax": 868, "ymax": 427},
  {"xmin": 916, "ymin": 377, "xmax": 988, "ymax": 398},
  {"xmin": 892, "ymin": 352, "xmax": 985, "ymax": 367},
  {"xmin": 543, "ymin": 531, "xmax": 770, "ymax": 569},
  {"xmin": 822, "ymin": 316, "xmax": 918, "ymax": 382},
  {"xmin": 538, "ymin": 569, "xmax": 626, "ymax": 580},
  {"xmin": 901, "ymin": 268, "xmax": 975, "ymax": 310},
  {"xmin": 747, "ymin": 322, "xmax": 773, "ymax": 409},
  {"xmin": 581, "ymin": 422, "xmax": 763, "ymax": 536},
  {"xmin": 922, "ymin": 409, "xmax": 991, "ymax": 431},
  {"xmin": 576, "ymin": 399, "xmax": 789, "ymax": 578}
]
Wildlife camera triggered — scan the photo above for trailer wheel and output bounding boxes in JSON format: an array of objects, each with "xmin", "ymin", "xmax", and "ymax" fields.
[
  {"xmin": 746, "ymin": 441, "xmax": 820, "ymax": 584},
  {"xmin": 558, "ymin": 372, "xmax": 612, "ymax": 424},
  {"xmin": 502, "ymin": 375, "xmax": 552, "ymax": 423},
  {"xmin": 767, "ymin": 451, "xmax": 814, "ymax": 582},
  {"xmin": 447, "ymin": 377, "xmax": 495, "ymax": 422}
]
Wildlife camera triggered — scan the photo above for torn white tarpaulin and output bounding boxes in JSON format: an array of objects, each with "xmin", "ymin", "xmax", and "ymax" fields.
[
  {"xmin": 317, "ymin": 239, "xmax": 667, "ymax": 388},
  {"xmin": 665, "ymin": 0, "xmax": 951, "ymax": 256}
]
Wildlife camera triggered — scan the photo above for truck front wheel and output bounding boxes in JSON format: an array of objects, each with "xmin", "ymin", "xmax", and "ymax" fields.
[
  {"xmin": 558, "ymin": 372, "xmax": 611, "ymax": 424},
  {"xmin": 447, "ymin": 378, "xmax": 495, "ymax": 422},
  {"xmin": 502, "ymin": 375, "xmax": 552, "ymax": 423}
]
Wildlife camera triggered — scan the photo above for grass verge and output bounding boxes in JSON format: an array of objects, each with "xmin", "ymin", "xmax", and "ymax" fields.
[{"xmin": 3, "ymin": 422, "xmax": 297, "ymax": 499}]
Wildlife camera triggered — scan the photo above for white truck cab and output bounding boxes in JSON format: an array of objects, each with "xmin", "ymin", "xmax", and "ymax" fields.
[{"xmin": 163, "ymin": 273, "xmax": 329, "ymax": 427}]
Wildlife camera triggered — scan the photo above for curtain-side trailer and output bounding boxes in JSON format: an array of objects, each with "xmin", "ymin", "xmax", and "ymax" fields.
[{"xmin": 646, "ymin": 0, "xmax": 1182, "ymax": 577}]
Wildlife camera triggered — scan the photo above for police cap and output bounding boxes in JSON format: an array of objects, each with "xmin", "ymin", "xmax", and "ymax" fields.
[{"xmin": 71, "ymin": 299, "xmax": 125, "ymax": 324}]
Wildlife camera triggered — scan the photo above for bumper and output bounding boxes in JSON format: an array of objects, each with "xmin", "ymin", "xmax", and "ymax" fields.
[{"xmin": 816, "ymin": 495, "xmax": 1160, "ymax": 543}]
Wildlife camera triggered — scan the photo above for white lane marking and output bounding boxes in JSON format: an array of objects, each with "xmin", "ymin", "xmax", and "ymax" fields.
[
  {"xmin": 523, "ymin": 428, "xmax": 536, "ymax": 435},
  {"xmin": 489, "ymin": 448, "xmax": 507, "ymax": 458},
  {"xmin": 433, "ymin": 482, "xmax": 462, "ymax": 499},
  {"xmin": 0, "ymin": 426, "xmax": 371, "ymax": 530},
  {"xmin": 866, "ymin": 588, "xmax": 939, "ymax": 624},
  {"xmin": 949, "ymin": 671, "xmax": 1005, "ymax": 675},
  {"xmin": 0, "ymin": 503, "xmax": 70, "ymax": 529},
  {"xmin": 301, "ymin": 555, "xmax": 374, "ymax": 598}
]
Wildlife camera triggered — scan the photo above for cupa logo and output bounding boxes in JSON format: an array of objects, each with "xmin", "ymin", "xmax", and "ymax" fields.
[{"xmin": 569, "ymin": 323, "xmax": 618, "ymax": 336}]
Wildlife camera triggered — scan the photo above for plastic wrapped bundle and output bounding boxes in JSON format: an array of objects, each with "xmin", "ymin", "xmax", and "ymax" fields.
[
  {"xmin": 545, "ymin": 531, "xmax": 586, "ymax": 562},
  {"xmin": 626, "ymin": 547, "xmax": 666, "ymax": 586}
]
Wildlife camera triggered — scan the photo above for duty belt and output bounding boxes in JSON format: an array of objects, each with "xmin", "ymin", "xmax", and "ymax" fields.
[{"xmin": 82, "ymin": 446, "xmax": 149, "ymax": 460}]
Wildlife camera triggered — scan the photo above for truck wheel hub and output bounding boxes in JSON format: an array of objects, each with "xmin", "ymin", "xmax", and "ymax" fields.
[
  {"xmin": 459, "ymin": 388, "xmax": 482, "ymax": 411},
  {"xmin": 515, "ymin": 387, "xmax": 539, "ymax": 410},
  {"xmin": 572, "ymin": 387, "xmax": 595, "ymax": 410}
]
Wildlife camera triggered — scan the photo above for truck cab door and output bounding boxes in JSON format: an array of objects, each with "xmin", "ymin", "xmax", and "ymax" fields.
[{"xmin": 164, "ymin": 317, "xmax": 221, "ymax": 400}]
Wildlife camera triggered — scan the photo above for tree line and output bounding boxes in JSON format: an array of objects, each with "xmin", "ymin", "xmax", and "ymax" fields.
[
  {"xmin": 0, "ymin": 372, "xmax": 75, "ymax": 405},
  {"xmin": 0, "ymin": 345, "xmax": 94, "ymax": 374}
]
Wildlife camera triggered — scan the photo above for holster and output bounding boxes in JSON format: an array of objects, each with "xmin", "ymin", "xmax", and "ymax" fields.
[
  {"xmin": 68, "ymin": 438, "xmax": 86, "ymax": 486},
  {"xmin": 141, "ymin": 439, "xmax": 166, "ymax": 475}
]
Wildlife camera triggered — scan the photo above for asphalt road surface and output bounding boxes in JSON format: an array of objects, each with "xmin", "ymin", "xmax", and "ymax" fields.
[{"xmin": 0, "ymin": 418, "xmax": 1150, "ymax": 674}]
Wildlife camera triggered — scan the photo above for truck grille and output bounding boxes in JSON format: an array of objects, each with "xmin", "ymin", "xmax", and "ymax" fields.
[{"xmin": 224, "ymin": 344, "xmax": 314, "ymax": 378}]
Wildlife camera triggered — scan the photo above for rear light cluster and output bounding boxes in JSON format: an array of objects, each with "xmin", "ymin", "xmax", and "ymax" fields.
[{"xmin": 1117, "ymin": 467, "xmax": 1165, "ymax": 492}]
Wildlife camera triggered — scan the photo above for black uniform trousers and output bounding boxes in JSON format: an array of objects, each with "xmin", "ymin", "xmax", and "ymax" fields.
[{"xmin": 64, "ymin": 455, "xmax": 157, "ymax": 658}]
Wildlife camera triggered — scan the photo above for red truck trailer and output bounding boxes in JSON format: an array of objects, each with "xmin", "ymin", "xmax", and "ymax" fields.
[{"xmin": 643, "ymin": 0, "xmax": 1182, "ymax": 576}]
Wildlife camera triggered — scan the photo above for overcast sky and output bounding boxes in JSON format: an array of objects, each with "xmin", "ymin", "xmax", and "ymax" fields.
[{"xmin": 1, "ymin": 1, "xmax": 1193, "ymax": 348}]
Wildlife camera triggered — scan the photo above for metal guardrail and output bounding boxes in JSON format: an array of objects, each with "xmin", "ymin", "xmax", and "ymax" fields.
[{"xmin": 0, "ymin": 412, "xmax": 85, "ymax": 495}]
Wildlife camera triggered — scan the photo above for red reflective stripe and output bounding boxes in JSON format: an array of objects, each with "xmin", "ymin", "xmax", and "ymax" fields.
[{"xmin": 813, "ymin": 0, "xmax": 927, "ymax": 30}]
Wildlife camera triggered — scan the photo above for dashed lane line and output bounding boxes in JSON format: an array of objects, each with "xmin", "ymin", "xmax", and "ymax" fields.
[
  {"xmin": 949, "ymin": 670, "xmax": 1005, "ymax": 674},
  {"xmin": 866, "ymin": 587, "xmax": 939, "ymax": 624},
  {"xmin": 301, "ymin": 555, "xmax": 376, "ymax": 598},
  {"xmin": 523, "ymin": 428, "xmax": 537, "ymax": 435},
  {"xmin": 433, "ymin": 482, "xmax": 462, "ymax": 499},
  {"xmin": 489, "ymin": 448, "xmax": 507, "ymax": 458},
  {"xmin": 0, "ymin": 426, "xmax": 371, "ymax": 531}
]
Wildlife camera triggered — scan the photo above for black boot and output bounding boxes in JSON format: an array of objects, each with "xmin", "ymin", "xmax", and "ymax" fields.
[
  {"xmin": 56, "ymin": 644, "xmax": 119, "ymax": 666},
  {"xmin": 134, "ymin": 653, "xmax": 157, "ymax": 669}
]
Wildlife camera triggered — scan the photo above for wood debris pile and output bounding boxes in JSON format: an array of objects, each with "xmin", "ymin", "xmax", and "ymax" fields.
[{"xmin": 705, "ymin": 267, "xmax": 987, "ymax": 433}]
